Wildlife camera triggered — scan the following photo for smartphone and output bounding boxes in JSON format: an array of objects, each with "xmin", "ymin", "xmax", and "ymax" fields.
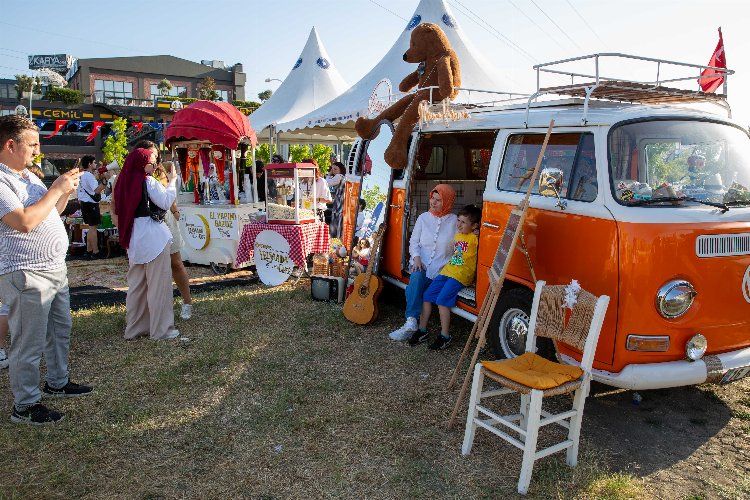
[{"xmin": 74, "ymin": 158, "xmax": 82, "ymax": 172}]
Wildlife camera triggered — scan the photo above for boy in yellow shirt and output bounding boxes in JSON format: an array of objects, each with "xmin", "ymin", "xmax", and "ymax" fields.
[{"xmin": 409, "ymin": 204, "xmax": 481, "ymax": 350}]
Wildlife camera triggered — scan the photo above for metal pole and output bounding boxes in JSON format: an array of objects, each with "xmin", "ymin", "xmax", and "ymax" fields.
[{"xmin": 251, "ymin": 146, "xmax": 258, "ymax": 203}]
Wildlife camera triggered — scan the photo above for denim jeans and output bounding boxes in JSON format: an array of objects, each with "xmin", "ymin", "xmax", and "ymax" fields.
[{"xmin": 405, "ymin": 270, "xmax": 432, "ymax": 320}]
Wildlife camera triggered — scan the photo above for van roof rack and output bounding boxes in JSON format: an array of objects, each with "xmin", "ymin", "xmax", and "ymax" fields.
[{"xmin": 524, "ymin": 53, "xmax": 734, "ymax": 126}]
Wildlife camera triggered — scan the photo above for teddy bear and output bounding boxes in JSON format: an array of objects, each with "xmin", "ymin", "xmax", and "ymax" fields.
[{"xmin": 355, "ymin": 22, "xmax": 461, "ymax": 169}]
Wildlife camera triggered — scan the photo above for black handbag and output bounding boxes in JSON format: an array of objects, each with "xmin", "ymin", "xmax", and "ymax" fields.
[
  {"xmin": 142, "ymin": 180, "xmax": 166, "ymax": 223},
  {"xmin": 83, "ymin": 186, "xmax": 101, "ymax": 203}
]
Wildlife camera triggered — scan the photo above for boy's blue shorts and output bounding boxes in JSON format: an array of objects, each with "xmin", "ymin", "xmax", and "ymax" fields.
[{"xmin": 423, "ymin": 274, "xmax": 465, "ymax": 308}]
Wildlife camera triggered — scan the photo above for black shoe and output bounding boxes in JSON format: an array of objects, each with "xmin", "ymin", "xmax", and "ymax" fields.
[
  {"xmin": 10, "ymin": 403, "xmax": 64, "ymax": 425},
  {"xmin": 408, "ymin": 330, "xmax": 429, "ymax": 346},
  {"xmin": 429, "ymin": 335, "xmax": 452, "ymax": 350},
  {"xmin": 89, "ymin": 252, "xmax": 104, "ymax": 260},
  {"xmin": 82, "ymin": 251, "xmax": 92, "ymax": 260},
  {"xmin": 43, "ymin": 381, "xmax": 93, "ymax": 398}
]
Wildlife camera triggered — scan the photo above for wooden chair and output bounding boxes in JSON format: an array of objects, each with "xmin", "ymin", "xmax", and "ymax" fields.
[{"xmin": 461, "ymin": 281, "xmax": 609, "ymax": 495}]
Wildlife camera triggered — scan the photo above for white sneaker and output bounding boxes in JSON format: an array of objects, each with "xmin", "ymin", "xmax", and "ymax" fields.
[
  {"xmin": 180, "ymin": 303, "xmax": 193, "ymax": 320},
  {"xmin": 0, "ymin": 348, "xmax": 8, "ymax": 369},
  {"xmin": 389, "ymin": 317, "xmax": 418, "ymax": 341},
  {"xmin": 162, "ymin": 329, "xmax": 180, "ymax": 340}
]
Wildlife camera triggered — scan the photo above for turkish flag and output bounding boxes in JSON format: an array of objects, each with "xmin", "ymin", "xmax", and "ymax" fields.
[
  {"xmin": 131, "ymin": 122, "xmax": 144, "ymax": 133},
  {"xmin": 85, "ymin": 121, "xmax": 105, "ymax": 143},
  {"xmin": 46, "ymin": 120, "xmax": 68, "ymax": 139},
  {"xmin": 699, "ymin": 28, "xmax": 727, "ymax": 93}
]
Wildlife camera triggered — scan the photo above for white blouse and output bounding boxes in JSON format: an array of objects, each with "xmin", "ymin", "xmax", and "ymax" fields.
[
  {"xmin": 127, "ymin": 176, "xmax": 177, "ymax": 265},
  {"xmin": 315, "ymin": 177, "xmax": 332, "ymax": 209},
  {"xmin": 408, "ymin": 211, "xmax": 457, "ymax": 280}
]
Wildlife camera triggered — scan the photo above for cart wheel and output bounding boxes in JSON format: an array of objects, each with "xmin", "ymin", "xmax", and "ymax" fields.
[{"xmin": 210, "ymin": 262, "xmax": 231, "ymax": 275}]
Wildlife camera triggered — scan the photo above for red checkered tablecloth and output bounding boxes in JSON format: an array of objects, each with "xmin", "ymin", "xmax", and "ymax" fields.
[{"xmin": 235, "ymin": 221, "xmax": 330, "ymax": 268}]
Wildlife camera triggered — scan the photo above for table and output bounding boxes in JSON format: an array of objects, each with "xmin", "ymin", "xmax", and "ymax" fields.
[{"xmin": 235, "ymin": 221, "xmax": 330, "ymax": 268}]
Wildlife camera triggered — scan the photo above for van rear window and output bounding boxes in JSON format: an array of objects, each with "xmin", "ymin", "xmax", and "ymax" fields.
[{"xmin": 497, "ymin": 133, "xmax": 597, "ymax": 202}]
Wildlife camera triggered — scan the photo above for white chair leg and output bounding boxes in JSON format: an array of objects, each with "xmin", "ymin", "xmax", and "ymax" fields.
[
  {"xmin": 519, "ymin": 393, "xmax": 531, "ymax": 441},
  {"xmin": 566, "ymin": 382, "xmax": 590, "ymax": 467},
  {"xmin": 517, "ymin": 390, "xmax": 542, "ymax": 495},
  {"xmin": 462, "ymin": 363, "xmax": 485, "ymax": 456}
]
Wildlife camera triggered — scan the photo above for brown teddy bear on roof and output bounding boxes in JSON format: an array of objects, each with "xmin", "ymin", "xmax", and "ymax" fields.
[{"xmin": 355, "ymin": 22, "xmax": 461, "ymax": 169}]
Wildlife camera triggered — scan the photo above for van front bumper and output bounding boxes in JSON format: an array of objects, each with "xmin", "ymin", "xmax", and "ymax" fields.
[{"xmin": 560, "ymin": 346, "xmax": 750, "ymax": 390}]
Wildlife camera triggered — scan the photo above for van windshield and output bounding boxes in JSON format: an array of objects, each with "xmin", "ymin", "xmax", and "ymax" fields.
[{"xmin": 609, "ymin": 120, "xmax": 750, "ymax": 207}]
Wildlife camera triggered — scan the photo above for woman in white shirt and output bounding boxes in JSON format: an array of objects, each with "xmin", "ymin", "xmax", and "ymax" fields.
[
  {"xmin": 389, "ymin": 184, "xmax": 457, "ymax": 342},
  {"xmin": 114, "ymin": 148, "xmax": 179, "ymax": 341}
]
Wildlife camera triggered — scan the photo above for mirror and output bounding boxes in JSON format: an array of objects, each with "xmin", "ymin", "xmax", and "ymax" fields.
[
  {"xmin": 539, "ymin": 167, "xmax": 567, "ymax": 210},
  {"xmin": 346, "ymin": 121, "xmax": 393, "ymax": 281}
]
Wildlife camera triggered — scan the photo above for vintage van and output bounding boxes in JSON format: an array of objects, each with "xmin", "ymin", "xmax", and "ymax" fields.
[{"xmin": 342, "ymin": 55, "xmax": 750, "ymax": 390}]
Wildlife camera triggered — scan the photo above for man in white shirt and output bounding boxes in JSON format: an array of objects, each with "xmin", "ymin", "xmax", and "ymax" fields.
[{"xmin": 77, "ymin": 155, "xmax": 106, "ymax": 259}]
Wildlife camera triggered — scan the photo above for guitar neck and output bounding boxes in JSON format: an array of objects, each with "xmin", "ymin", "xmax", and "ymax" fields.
[{"xmin": 362, "ymin": 225, "xmax": 386, "ymax": 283}]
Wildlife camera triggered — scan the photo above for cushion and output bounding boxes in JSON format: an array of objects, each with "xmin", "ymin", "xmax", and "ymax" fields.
[{"xmin": 481, "ymin": 352, "xmax": 583, "ymax": 390}]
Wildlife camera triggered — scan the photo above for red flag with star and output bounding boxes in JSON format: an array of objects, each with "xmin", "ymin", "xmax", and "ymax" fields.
[
  {"xmin": 46, "ymin": 120, "xmax": 68, "ymax": 139},
  {"xmin": 699, "ymin": 28, "xmax": 727, "ymax": 93},
  {"xmin": 85, "ymin": 121, "xmax": 105, "ymax": 143}
]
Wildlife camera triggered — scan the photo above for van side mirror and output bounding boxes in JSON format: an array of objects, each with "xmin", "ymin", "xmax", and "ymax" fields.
[{"xmin": 539, "ymin": 167, "xmax": 568, "ymax": 210}]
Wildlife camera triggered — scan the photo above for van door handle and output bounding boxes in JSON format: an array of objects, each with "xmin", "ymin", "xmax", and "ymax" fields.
[
  {"xmin": 390, "ymin": 204, "xmax": 401, "ymax": 209},
  {"xmin": 482, "ymin": 222, "xmax": 500, "ymax": 229}
]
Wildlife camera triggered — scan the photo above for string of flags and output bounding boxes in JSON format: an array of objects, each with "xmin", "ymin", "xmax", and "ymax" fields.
[{"xmin": 35, "ymin": 119, "xmax": 170, "ymax": 142}]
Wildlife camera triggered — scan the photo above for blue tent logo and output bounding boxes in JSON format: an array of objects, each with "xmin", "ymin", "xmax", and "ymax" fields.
[
  {"xmin": 293, "ymin": 58, "xmax": 303, "ymax": 70},
  {"xmin": 442, "ymin": 14, "xmax": 457, "ymax": 28},
  {"xmin": 316, "ymin": 57, "xmax": 330, "ymax": 69},
  {"xmin": 407, "ymin": 15, "xmax": 421, "ymax": 30}
]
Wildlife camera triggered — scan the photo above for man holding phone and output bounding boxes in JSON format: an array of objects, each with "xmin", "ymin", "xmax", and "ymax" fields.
[
  {"xmin": 0, "ymin": 115, "xmax": 93, "ymax": 425},
  {"xmin": 77, "ymin": 154, "xmax": 106, "ymax": 259}
]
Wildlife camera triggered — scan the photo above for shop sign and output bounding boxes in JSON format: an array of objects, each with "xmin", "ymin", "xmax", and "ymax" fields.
[
  {"xmin": 254, "ymin": 230, "xmax": 293, "ymax": 286},
  {"xmin": 207, "ymin": 209, "xmax": 238, "ymax": 239},
  {"xmin": 40, "ymin": 109, "xmax": 86, "ymax": 119},
  {"xmin": 28, "ymin": 54, "xmax": 74, "ymax": 73},
  {"xmin": 184, "ymin": 213, "xmax": 210, "ymax": 250}
]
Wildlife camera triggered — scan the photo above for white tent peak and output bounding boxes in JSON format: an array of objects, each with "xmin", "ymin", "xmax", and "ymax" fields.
[
  {"xmin": 276, "ymin": 0, "xmax": 516, "ymax": 140},
  {"xmin": 249, "ymin": 26, "xmax": 349, "ymax": 136}
]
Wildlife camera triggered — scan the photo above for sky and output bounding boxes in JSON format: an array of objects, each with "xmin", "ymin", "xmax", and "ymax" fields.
[{"xmin": 1, "ymin": 0, "xmax": 748, "ymax": 125}]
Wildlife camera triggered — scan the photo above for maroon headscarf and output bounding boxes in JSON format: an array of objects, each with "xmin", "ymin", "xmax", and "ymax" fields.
[{"xmin": 114, "ymin": 148, "xmax": 152, "ymax": 249}]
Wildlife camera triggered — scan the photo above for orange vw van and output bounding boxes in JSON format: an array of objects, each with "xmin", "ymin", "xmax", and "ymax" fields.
[{"xmin": 344, "ymin": 55, "xmax": 750, "ymax": 390}]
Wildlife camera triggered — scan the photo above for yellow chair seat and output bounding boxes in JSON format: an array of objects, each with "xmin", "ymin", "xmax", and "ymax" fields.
[{"xmin": 481, "ymin": 352, "xmax": 583, "ymax": 390}]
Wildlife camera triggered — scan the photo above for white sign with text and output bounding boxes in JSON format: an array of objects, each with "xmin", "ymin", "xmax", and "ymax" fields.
[{"xmin": 254, "ymin": 230, "xmax": 294, "ymax": 286}]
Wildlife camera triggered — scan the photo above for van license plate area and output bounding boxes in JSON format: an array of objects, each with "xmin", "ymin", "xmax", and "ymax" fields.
[{"xmin": 720, "ymin": 365, "xmax": 750, "ymax": 384}]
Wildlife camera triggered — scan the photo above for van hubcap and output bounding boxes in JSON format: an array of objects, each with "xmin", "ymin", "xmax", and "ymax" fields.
[{"xmin": 499, "ymin": 308, "xmax": 530, "ymax": 358}]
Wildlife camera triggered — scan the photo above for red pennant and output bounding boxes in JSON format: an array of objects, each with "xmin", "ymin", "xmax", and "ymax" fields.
[
  {"xmin": 85, "ymin": 121, "xmax": 105, "ymax": 143},
  {"xmin": 46, "ymin": 120, "xmax": 68, "ymax": 139},
  {"xmin": 699, "ymin": 28, "xmax": 727, "ymax": 93},
  {"xmin": 132, "ymin": 122, "xmax": 144, "ymax": 132}
]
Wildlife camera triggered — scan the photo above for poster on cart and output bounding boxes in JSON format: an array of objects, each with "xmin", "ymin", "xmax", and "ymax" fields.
[
  {"xmin": 207, "ymin": 209, "xmax": 240, "ymax": 240},
  {"xmin": 255, "ymin": 230, "xmax": 294, "ymax": 286}
]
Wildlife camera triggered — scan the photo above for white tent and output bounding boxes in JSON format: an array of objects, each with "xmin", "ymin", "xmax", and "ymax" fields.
[
  {"xmin": 249, "ymin": 26, "xmax": 349, "ymax": 142},
  {"xmin": 276, "ymin": 0, "xmax": 517, "ymax": 142}
]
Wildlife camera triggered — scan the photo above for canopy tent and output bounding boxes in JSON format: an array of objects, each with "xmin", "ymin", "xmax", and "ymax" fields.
[
  {"xmin": 276, "ymin": 0, "xmax": 517, "ymax": 142},
  {"xmin": 165, "ymin": 100, "xmax": 257, "ymax": 149},
  {"xmin": 249, "ymin": 27, "xmax": 349, "ymax": 144}
]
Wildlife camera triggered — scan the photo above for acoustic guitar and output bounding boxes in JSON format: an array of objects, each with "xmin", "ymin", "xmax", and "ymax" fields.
[{"xmin": 343, "ymin": 224, "xmax": 386, "ymax": 325}]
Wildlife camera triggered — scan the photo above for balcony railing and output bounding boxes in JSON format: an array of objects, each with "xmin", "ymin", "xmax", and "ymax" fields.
[{"xmin": 93, "ymin": 92, "xmax": 155, "ymax": 108}]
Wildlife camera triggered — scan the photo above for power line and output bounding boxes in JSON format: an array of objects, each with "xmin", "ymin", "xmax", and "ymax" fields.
[
  {"xmin": 449, "ymin": 0, "xmax": 537, "ymax": 63},
  {"xmin": 0, "ymin": 21, "xmax": 143, "ymax": 55},
  {"xmin": 0, "ymin": 46, "xmax": 27, "ymax": 55},
  {"xmin": 528, "ymin": 0, "xmax": 584, "ymax": 52},
  {"xmin": 507, "ymin": 0, "xmax": 565, "ymax": 49},
  {"xmin": 367, "ymin": 0, "xmax": 408, "ymax": 22},
  {"xmin": 565, "ymin": 0, "xmax": 607, "ymax": 49}
]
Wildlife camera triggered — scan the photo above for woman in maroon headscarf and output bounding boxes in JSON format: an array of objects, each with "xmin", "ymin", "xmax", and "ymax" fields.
[{"xmin": 114, "ymin": 148, "xmax": 179, "ymax": 340}]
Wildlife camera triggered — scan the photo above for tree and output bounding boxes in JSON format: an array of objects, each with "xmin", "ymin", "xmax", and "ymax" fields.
[
  {"xmin": 258, "ymin": 89, "xmax": 273, "ymax": 102},
  {"xmin": 157, "ymin": 78, "xmax": 173, "ymax": 97},
  {"xmin": 312, "ymin": 144, "xmax": 334, "ymax": 174},
  {"xmin": 15, "ymin": 74, "xmax": 42, "ymax": 99},
  {"xmin": 198, "ymin": 77, "xmax": 219, "ymax": 101},
  {"xmin": 361, "ymin": 184, "xmax": 386, "ymax": 210},
  {"xmin": 256, "ymin": 143, "xmax": 277, "ymax": 164},
  {"xmin": 288, "ymin": 145, "xmax": 310, "ymax": 163},
  {"xmin": 102, "ymin": 117, "xmax": 128, "ymax": 167}
]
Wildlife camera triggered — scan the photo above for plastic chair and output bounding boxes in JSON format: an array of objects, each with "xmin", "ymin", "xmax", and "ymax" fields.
[{"xmin": 461, "ymin": 280, "xmax": 609, "ymax": 495}]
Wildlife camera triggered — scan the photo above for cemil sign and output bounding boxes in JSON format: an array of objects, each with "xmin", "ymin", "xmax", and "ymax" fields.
[{"xmin": 28, "ymin": 54, "xmax": 74, "ymax": 73}]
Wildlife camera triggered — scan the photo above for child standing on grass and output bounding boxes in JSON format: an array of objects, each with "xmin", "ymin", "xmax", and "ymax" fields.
[{"xmin": 409, "ymin": 204, "xmax": 482, "ymax": 350}]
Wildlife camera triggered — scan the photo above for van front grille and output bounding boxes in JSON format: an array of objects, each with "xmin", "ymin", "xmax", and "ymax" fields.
[{"xmin": 696, "ymin": 233, "xmax": 750, "ymax": 257}]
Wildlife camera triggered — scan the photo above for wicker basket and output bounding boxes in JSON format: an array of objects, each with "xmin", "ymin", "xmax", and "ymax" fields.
[
  {"xmin": 329, "ymin": 256, "xmax": 348, "ymax": 278},
  {"xmin": 312, "ymin": 254, "xmax": 329, "ymax": 276}
]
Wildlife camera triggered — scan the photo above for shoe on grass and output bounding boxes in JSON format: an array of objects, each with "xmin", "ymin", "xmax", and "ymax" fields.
[
  {"xmin": 180, "ymin": 303, "xmax": 193, "ymax": 320},
  {"xmin": 0, "ymin": 348, "xmax": 7, "ymax": 369},
  {"xmin": 161, "ymin": 329, "xmax": 180, "ymax": 340},
  {"xmin": 407, "ymin": 329, "xmax": 430, "ymax": 346},
  {"xmin": 43, "ymin": 381, "xmax": 93, "ymax": 398},
  {"xmin": 428, "ymin": 334, "xmax": 452, "ymax": 350},
  {"xmin": 10, "ymin": 403, "xmax": 64, "ymax": 425},
  {"xmin": 389, "ymin": 317, "xmax": 417, "ymax": 341}
]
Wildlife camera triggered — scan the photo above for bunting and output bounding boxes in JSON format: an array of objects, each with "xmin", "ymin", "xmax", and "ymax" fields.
[
  {"xmin": 35, "ymin": 119, "xmax": 49, "ymax": 129},
  {"xmin": 85, "ymin": 121, "xmax": 105, "ymax": 143},
  {"xmin": 131, "ymin": 122, "xmax": 144, "ymax": 132},
  {"xmin": 46, "ymin": 120, "xmax": 68, "ymax": 139}
]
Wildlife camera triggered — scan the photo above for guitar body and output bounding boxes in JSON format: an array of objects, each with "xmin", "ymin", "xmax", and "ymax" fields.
[{"xmin": 343, "ymin": 274, "xmax": 383, "ymax": 325}]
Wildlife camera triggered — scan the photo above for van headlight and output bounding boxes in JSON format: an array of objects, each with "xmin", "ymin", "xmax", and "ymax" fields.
[
  {"xmin": 686, "ymin": 333, "xmax": 707, "ymax": 361},
  {"xmin": 656, "ymin": 280, "xmax": 697, "ymax": 319}
]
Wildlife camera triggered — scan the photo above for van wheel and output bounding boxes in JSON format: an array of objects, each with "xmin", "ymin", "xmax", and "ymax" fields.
[
  {"xmin": 487, "ymin": 287, "xmax": 555, "ymax": 360},
  {"xmin": 210, "ymin": 262, "xmax": 230, "ymax": 275}
]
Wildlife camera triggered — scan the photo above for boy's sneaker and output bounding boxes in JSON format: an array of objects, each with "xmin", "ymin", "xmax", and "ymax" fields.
[
  {"xmin": 42, "ymin": 381, "xmax": 93, "ymax": 398},
  {"xmin": 389, "ymin": 317, "xmax": 417, "ymax": 341},
  {"xmin": 408, "ymin": 329, "xmax": 430, "ymax": 346},
  {"xmin": 180, "ymin": 303, "xmax": 193, "ymax": 320},
  {"xmin": 429, "ymin": 335, "xmax": 452, "ymax": 350},
  {"xmin": 0, "ymin": 348, "xmax": 8, "ymax": 369},
  {"xmin": 11, "ymin": 403, "xmax": 64, "ymax": 425}
]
